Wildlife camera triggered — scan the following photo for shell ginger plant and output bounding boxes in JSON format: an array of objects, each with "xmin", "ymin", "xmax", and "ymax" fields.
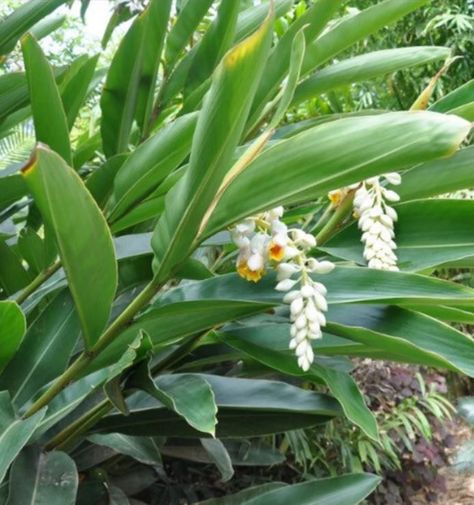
[{"xmin": 0, "ymin": 1, "xmax": 473, "ymax": 504}]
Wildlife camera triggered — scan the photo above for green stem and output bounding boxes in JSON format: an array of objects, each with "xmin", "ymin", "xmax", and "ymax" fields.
[
  {"xmin": 15, "ymin": 261, "xmax": 61, "ymax": 305},
  {"xmin": 46, "ymin": 399, "xmax": 112, "ymax": 451},
  {"xmin": 23, "ymin": 280, "xmax": 161, "ymax": 419},
  {"xmin": 315, "ymin": 191, "xmax": 355, "ymax": 246}
]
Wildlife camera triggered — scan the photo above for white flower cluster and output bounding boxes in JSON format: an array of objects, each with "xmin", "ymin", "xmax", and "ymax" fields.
[
  {"xmin": 231, "ymin": 208, "xmax": 335, "ymax": 372},
  {"xmin": 353, "ymin": 173, "xmax": 401, "ymax": 271}
]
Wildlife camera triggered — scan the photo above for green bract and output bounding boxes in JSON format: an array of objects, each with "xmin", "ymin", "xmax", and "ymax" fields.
[{"xmin": 0, "ymin": 0, "xmax": 472, "ymax": 503}]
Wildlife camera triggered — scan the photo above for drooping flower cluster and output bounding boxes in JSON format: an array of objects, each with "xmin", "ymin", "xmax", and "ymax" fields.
[
  {"xmin": 231, "ymin": 208, "xmax": 334, "ymax": 371},
  {"xmin": 353, "ymin": 173, "xmax": 401, "ymax": 271}
]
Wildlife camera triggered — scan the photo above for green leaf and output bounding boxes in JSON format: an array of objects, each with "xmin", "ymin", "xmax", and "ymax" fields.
[
  {"xmin": 108, "ymin": 112, "xmax": 198, "ymax": 222},
  {"xmin": 0, "ymin": 239, "xmax": 32, "ymax": 295},
  {"xmin": 29, "ymin": 13, "xmax": 65, "ymax": 42},
  {"xmin": 86, "ymin": 154, "xmax": 128, "ymax": 209},
  {"xmin": 21, "ymin": 34, "xmax": 72, "ymax": 164},
  {"xmin": 101, "ymin": 0, "xmax": 171, "ymax": 156},
  {"xmin": 397, "ymin": 146, "xmax": 474, "ymax": 201},
  {"xmin": 89, "ymin": 267, "xmax": 474, "ymax": 371},
  {"xmin": 60, "ymin": 55, "xmax": 99, "ymax": 131},
  {"xmin": 326, "ymin": 305, "xmax": 474, "ymax": 377},
  {"xmin": 196, "ymin": 483, "xmax": 286, "ymax": 505},
  {"xmin": 205, "ymin": 112, "xmax": 471, "ymax": 238},
  {"xmin": 129, "ymin": 365, "xmax": 218, "ymax": 437},
  {"xmin": 0, "ymin": 0, "xmax": 67, "ymax": 56},
  {"xmin": 322, "ymin": 200, "xmax": 474, "ymax": 271},
  {"xmin": 200, "ymin": 438, "xmax": 234, "ymax": 482},
  {"xmin": 134, "ymin": 0, "xmax": 172, "ymax": 131},
  {"xmin": 267, "ymin": 28, "xmax": 306, "ymax": 130},
  {"xmin": 0, "ymin": 291, "xmax": 80, "ymax": 408},
  {"xmin": 165, "ymin": 0, "xmax": 214, "ymax": 66},
  {"xmin": 429, "ymin": 80, "xmax": 474, "ymax": 113},
  {"xmin": 0, "ymin": 174, "xmax": 27, "ymax": 212},
  {"xmin": 449, "ymin": 102, "xmax": 474, "ymax": 121},
  {"xmin": 88, "ymin": 434, "xmax": 162, "ymax": 466},
  {"xmin": 107, "ymin": 487, "xmax": 130, "ymax": 505},
  {"xmin": 249, "ymin": 0, "xmax": 343, "ymax": 123},
  {"xmin": 197, "ymin": 473, "xmax": 380, "ymax": 505},
  {"xmin": 152, "ymin": 11, "xmax": 274, "ymax": 281},
  {"xmin": 161, "ymin": 0, "xmax": 293, "ymax": 106},
  {"xmin": 219, "ymin": 331, "xmax": 378, "ymax": 440},
  {"xmin": 162, "ymin": 440, "xmax": 284, "ymax": 467},
  {"xmin": 21, "ymin": 145, "xmax": 117, "ymax": 348},
  {"xmin": 185, "ymin": 0, "xmax": 241, "ymax": 93},
  {"xmin": 0, "ymin": 392, "xmax": 45, "ymax": 484},
  {"xmin": 0, "ymin": 301, "xmax": 25, "ymax": 375},
  {"xmin": 294, "ymin": 46, "xmax": 451, "ymax": 106},
  {"xmin": 6, "ymin": 446, "xmax": 78, "ymax": 505},
  {"xmin": 97, "ymin": 374, "xmax": 341, "ymax": 438},
  {"xmin": 302, "ymin": 0, "xmax": 430, "ymax": 75}
]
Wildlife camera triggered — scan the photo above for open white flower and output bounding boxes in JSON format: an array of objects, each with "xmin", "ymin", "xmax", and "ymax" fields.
[{"xmin": 353, "ymin": 173, "xmax": 401, "ymax": 271}]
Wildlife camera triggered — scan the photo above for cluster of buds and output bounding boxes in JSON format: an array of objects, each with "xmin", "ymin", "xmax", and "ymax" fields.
[
  {"xmin": 231, "ymin": 208, "xmax": 334, "ymax": 371},
  {"xmin": 353, "ymin": 173, "xmax": 401, "ymax": 271}
]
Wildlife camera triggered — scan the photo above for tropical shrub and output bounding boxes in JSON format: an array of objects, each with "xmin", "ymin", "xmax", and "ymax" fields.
[{"xmin": 0, "ymin": 0, "xmax": 473, "ymax": 504}]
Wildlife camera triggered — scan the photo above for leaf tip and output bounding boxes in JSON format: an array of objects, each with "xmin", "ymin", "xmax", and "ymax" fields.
[{"xmin": 21, "ymin": 149, "xmax": 38, "ymax": 176}]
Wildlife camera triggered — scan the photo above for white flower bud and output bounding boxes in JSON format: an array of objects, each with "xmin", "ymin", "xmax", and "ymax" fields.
[
  {"xmin": 276, "ymin": 278, "xmax": 298, "ymax": 292},
  {"xmin": 383, "ymin": 172, "xmax": 402, "ymax": 185},
  {"xmin": 311, "ymin": 260, "xmax": 335, "ymax": 275}
]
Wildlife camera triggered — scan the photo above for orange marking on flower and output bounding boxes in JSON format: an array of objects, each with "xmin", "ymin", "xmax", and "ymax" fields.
[{"xmin": 268, "ymin": 242, "xmax": 285, "ymax": 262}]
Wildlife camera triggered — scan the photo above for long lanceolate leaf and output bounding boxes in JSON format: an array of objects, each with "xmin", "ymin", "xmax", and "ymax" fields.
[
  {"xmin": 21, "ymin": 34, "xmax": 72, "ymax": 165},
  {"xmin": 220, "ymin": 331, "xmax": 378, "ymax": 441},
  {"xmin": 101, "ymin": 0, "xmax": 171, "ymax": 157},
  {"xmin": 21, "ymin": 145, "xmax": 117, "ymax": 348},
  {"xmin": 293, "ymin": 46, "xmax": 451, "ymax": 106},
  {"xmin": 88, "ymin": 268, "xmax": 474, "ymax": 373},
  {"xmin": 196, "ymin": 474, "xmax": 380, "ymax": 505},
  {"xmin": 0, "ymin": 290, "xmax": 81, "ymax": 408},
  {"xmin": 302, "ymin": 0, "xmax": 430, "ymax": 76},
  {"xmin": 0, "ymin": 392, "xmax": 45, "ymax": 485},
  {"xmin": 0, "ymin": 0, "xmax": 67, "ymax": 57},
  {"xmin": 97, "ymin": 374, "xmax": 341, "ymax": 438},
  {"xmin": 248, "ymin": 0, "xmax": 344, "ymax": 123},
  {"xmin": 397, "ymin": 146, "xmax": 474, "ymax": 201},
  {"xmin": 204, "ymin": 112, "xmax": 471, "ymax": 239},
  {"xmin": 152, "ymin": 10, "xmax": 274, "ymax": 282}
]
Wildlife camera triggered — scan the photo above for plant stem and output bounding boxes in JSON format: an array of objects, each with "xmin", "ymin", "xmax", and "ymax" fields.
[
  {"xmin": 46, "ymin": 399, "xmax": 112, "ymax": 451},
  {"xmin": 15, "ymin": 261, "xmax": 61, "ymax": 305},
  {"xmin": 23, "ymin": 280, "xmax": 161, "ymax": 418},
  {"xmin": 315, "ymin": 191, "xmax": 355, "ymax": 246}
]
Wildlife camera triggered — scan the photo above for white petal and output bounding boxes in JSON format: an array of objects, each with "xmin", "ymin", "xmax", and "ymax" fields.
[
  {"xmin": 276, "ymin": 278, "xmax": 298, "ymax": 292},
  {"xmin": 247, "ymin": 253, "xmax": 264, "ymax": 271},
  {"xmin": 295, "ymin": 313, "xmax": 307, "ymax": 330},
  {"xmin": 301, "ymin": 284, "xmax": 315, "ymax": 298},
  {"xmin": 277, "ymin": 262, "xmax": 300, "ymax": 281},
  {"xmin": 290, "ymin": 296, "xmax": 304, "ymax": 315},
  {"xmin": 383, "ymin": 189, "xmax": 400, "ymax": 202},
  {"xmin": 383, "ymin": 172, "xmax": 402, "ymax": 185},
  {"xmin": 283, "ymin": 290, "xmax": 301, "ymax": 303},
  {"xmin": 313, "ymin": 292, "xmax": 328, "ymax": 312},
  {"xmin": 312, "ymin": 260, "xmax": 335, "ymax": 274}
]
